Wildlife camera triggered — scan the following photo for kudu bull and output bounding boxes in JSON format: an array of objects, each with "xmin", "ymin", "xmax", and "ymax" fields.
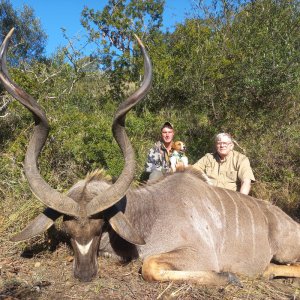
[{"xmin": 2, "ymin": 28, "xmax": 300, "ymax": 285}]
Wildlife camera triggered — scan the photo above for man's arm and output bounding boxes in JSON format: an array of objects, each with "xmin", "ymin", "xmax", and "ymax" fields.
[
  {"xmin": 145, "ymin": 146, "xmax": 161, "ymax": 173},
  {"xmin": 193, "ymin": 155, "xmax": 207, "ymax": 172},
  {"xmin": 145, "ymin": 150, "xmax": 155, "ymax": 172},
  {"xmin": 239, "ymin": 178, "xmax": 251, "ymax": 195},
  {"xmin": 238, "ymin": 156, "xmax": 255, "ymax": 195}
]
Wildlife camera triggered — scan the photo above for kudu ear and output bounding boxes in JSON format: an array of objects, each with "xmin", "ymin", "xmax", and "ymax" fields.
[
  {"xmin": 10, "ymin": 208, "xmax": 61, "ymax": 242},
  {"xmin": 108, "ymin": 211, "xmax": 145, "ymax": 246}
]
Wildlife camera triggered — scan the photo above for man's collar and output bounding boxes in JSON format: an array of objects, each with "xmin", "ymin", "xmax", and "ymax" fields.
[
  {"xmin": 214, "ymin": 150, "xmax": 233, "ymax": 162},
  {"xmin": 156, "ymin": 141, "xmax": 168, "ymax": 151}
]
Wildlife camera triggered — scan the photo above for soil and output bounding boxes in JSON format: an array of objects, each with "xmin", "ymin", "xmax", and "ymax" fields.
[{"xmin": 1, "ymin": 236, "xmax": 300, "ymax": 300}]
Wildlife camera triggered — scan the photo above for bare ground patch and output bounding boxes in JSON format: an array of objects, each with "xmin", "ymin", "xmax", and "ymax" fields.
[{"xmin": 1, "ymin": 236, "xmax": 300, "ymax": 300}]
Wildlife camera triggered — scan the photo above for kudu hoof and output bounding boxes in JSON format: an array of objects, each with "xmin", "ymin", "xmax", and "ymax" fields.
[{"xmin": 221, "ymin": 272, "xmax": 243, "ymax": 288}]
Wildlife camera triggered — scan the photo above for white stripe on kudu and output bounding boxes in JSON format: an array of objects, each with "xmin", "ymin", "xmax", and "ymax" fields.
[{"xmin": 75, "ymin": 239, "xmax": 93, "ymax": 256}]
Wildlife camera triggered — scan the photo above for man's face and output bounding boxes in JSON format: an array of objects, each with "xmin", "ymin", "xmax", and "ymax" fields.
[
  {"xmin": 161, "ymin": 127, "xmax": 174, "ymax": 145},
  {"xmin": 215, "ymin": 136, "xmax": 233, "ymax": 159}
]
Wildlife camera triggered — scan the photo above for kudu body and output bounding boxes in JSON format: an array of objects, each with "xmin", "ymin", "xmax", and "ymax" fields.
[{"xmin": 1, "ymin": 29, "xmax": 300, "ymax": 285}]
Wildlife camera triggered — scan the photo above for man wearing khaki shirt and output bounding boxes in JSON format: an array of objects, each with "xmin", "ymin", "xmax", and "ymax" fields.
[{"xmin": 194, "ymin": 133, "xmax": 255, "ymax": 195}]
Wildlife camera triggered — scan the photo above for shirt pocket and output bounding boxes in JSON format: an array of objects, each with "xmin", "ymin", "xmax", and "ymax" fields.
[{"xmin": 226, "ymin": 170, "xmax": 238, "ymax": 182}]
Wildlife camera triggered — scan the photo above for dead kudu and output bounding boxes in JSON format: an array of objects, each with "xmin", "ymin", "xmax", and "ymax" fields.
[{"xmin": 2, "ymin": 29, "xmax": 300, "ymax": 285}]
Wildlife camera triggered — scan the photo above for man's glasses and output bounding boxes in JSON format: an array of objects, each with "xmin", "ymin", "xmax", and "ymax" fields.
[{"xmin": 216, "ymin": 142, "xmax": 232, "ymax": 147}]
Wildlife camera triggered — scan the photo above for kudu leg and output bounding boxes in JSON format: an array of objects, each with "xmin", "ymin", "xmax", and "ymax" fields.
[
  {"xmin": 142, "ymin": 248, "xmax": 241, "ymax": 286},
  {"xmin": 263, "ymin": 263, "xmax": 300, "ymax": 279}
]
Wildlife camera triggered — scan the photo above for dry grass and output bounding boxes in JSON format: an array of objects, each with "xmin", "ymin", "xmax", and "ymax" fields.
[
  {"xmin": 1, "ymin": 195, "xmax": 300, "ymax": 299},
  {"xmin": 1, "ymin": 229, "xmax": 300, "ymax": 299},
  {"xmin": 0, "ymin": 197, "xmax": 43, "ymax": 238},
  {"xmin": 1, "ymin": 258, "xmax": 300, "ymax": 300}
]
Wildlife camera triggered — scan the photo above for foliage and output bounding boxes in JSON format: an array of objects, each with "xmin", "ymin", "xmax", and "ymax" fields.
[
  {"xmin": 0, "ymin": 0, "xmax": 47, "ymax": 65},
  {"xmin": 81, "ymin": 0, "xmax": 164, "ymax": 55},
  {"xmin": 81, "ymin": 0, "xmax": 165, "ymax": 100},
  {"xmin": 0, "ymin": 0, "xmax": 300, "ymax": 226},
  {"xmin": 0, "ymin": 0, "xmax": 47, "ymax": 117},
  {"xmin": 162, "ymin": 0, "xmax": 300, "ymax": 214}
]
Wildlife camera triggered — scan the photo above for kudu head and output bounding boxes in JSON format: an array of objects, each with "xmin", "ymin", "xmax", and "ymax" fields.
[{"xmin": 0, "ymin": 28, "xmax": 151, "ymax": 281}]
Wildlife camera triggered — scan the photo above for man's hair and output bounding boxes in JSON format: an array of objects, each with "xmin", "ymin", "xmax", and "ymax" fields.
[{"xmin": 214, "ymin": 132, "xmax": 233, "ymax": 143}]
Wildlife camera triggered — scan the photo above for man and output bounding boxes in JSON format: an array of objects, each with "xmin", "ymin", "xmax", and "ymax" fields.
[
  {"xmin": 193, "ymin": 133, "xmax": 255, "ymax": 195},
  {"xmin": 145, "ymin": 122, "xmax": 175, "ymax": 181}
]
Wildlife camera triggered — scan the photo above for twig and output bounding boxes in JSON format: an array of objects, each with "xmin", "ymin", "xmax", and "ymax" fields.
[{"xmin": 157, "ymin": 281, "xmax": 173, "ymax": 299}]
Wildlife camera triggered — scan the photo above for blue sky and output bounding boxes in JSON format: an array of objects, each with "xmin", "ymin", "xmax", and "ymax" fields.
[{"xmin": 11, "ymin": 0, "xmax": 193, "ymax": 56}]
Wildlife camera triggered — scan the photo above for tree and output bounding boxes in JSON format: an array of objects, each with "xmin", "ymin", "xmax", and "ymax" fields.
[
  {"xmin": 0, "ymin": 0, "xmax": 47, "ymax": 115},
  {"xmin": 81, "ymin": 0, "xmax": 165, "ymax": 100},
  {"xmin": 0, "ymin": 0, "xmax": 47, "ymax": 65}
]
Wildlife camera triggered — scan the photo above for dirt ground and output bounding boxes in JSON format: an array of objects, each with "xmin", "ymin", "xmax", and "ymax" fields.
[{"xmin": 1, "ymin": 234, "xmax": 300, "ymax": 300}]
